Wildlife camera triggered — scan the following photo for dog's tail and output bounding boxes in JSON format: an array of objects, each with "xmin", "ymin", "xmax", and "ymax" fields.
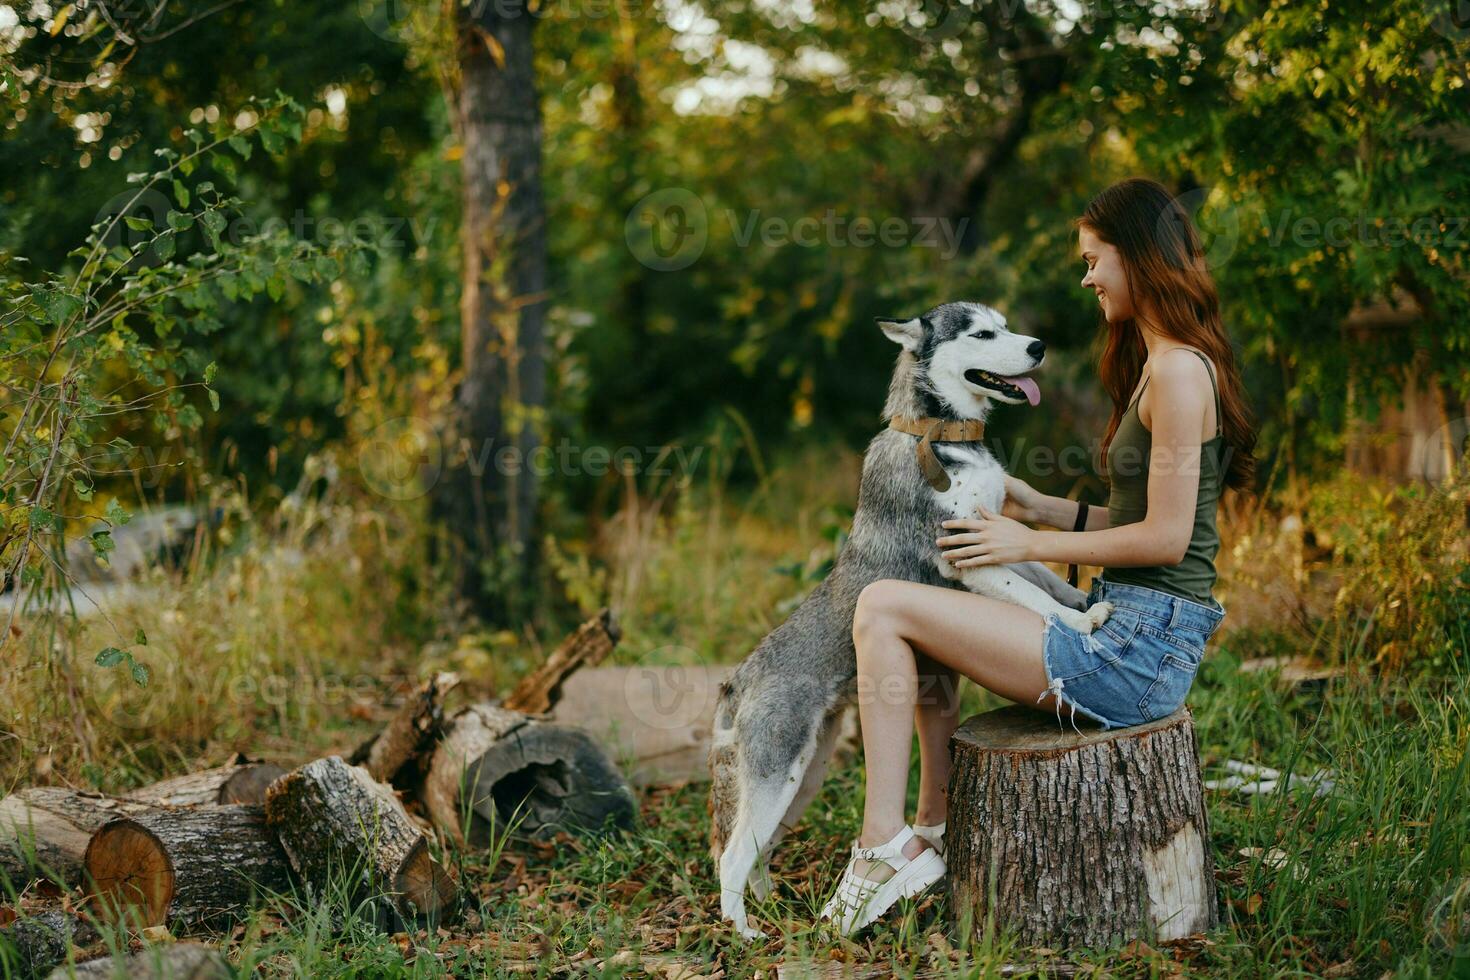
[{"xmin": 706, "ymin": 674, "xmax": 741, "ymax": 864}]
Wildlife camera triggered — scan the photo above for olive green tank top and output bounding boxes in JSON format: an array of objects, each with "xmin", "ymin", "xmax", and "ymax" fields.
[{"xmin": 1100, "ymin": 348, "xmax": 1225, "ymax": 605}]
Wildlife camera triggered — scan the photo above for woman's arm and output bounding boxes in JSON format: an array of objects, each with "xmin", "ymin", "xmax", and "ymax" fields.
[
  {"xmin": 947, "ymin": 352, "xmax": 1208, "ymax": 570},
  {"xmin": 1005, "ymin": 477, "xmax": 1111, "ymax": 531}
]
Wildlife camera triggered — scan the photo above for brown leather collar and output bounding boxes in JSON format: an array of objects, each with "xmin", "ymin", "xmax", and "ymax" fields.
[{"xmin": 887, "ymin": 415, "xmax": 986, "ymax": 492}]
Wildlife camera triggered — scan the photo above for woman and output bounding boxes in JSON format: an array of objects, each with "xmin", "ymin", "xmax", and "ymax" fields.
[{"xmin": 818, "ymin": 177, "xmax": 1258, "ymax": 937}]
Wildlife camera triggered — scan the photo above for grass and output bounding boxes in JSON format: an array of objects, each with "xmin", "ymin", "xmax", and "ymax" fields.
[{"xmin": 4, "ymin": 437, "xmax": 1469, "ymax": 977}]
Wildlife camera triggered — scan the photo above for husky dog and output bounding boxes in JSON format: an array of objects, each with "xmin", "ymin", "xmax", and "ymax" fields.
[{"xmin": 708, "ymin": 301, "xmax": 1114, "ymax": 940}]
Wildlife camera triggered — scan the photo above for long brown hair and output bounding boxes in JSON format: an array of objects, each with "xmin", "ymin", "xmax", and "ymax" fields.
[{"xmin": 1078, "ymin": 177, "xmax": 1257, "ymax": 493}]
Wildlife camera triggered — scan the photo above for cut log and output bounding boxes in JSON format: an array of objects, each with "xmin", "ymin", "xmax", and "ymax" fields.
[
  {"xmin": 947, "ymin": 705, "xmax": 1218, "ymax": 949},
  {"xmin": 546, "ymin": 665, "xmax": 735, "ymax": 786},
  {"xmin": 263, "ymin": 757, "xmax": 456, "ymax": 928},
  {"xmin": 423, "ymin": 703, "xmax": 637, "ymax": 847},
  {"xmin": 500, "ymin": 608, "xmax": 620, "ymax": 715},
  {"xmin": 82, "ymin": 804, "xmax": 292, "ymax": 932},
  {"xmin": 348, "ymin": 672, "xmax": 460, "ymax": 787},
  {"xmin": 46, "ymin": 941, "xmax": 230, "ymax": 980},
  {"xmin": 0, "ymin": 789, "xmax": 174, "ymax": 889},
  {"xmin": 0, "ymin": 909, "xmax": 99, "ymax": 979},
  {"xmin": 124, "ymin": 764, "xmax": 286, "ymax": 807}
]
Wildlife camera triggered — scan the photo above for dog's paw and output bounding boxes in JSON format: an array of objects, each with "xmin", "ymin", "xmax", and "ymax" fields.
[
  {"xmin": 732, "ymin": 915, "xmax": 765, "ymax": 941},
  {"xmin": 1057, "ymin": 609, "xmax": 1095, "ymax": 633},
  {"xmin": 1085, "ymin": 600, "xmax": 1114, "ymax": 631}
]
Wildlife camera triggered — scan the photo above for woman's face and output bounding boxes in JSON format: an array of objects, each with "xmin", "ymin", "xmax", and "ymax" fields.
[{"xmin": 1078, "ymin": 225, "xmax": 1135, "ymax": 323}]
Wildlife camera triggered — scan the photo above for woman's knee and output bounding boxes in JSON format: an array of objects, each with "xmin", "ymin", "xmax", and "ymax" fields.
[{"xmin": 853, "ymin": 579, "xmax": 907, "ymax": 642}]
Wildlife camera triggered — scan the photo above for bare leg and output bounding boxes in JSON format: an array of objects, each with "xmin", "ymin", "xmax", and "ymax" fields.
[
  {"xmin": 913, "ymin": 651, "xmax": 959, "ymax": 827},
  {"xmin": 847, "ymin": 578, "xmax": 1072, "ymax": 881}
]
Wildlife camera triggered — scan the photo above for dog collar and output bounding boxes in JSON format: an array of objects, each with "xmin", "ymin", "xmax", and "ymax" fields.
[{"xmin": 887, "ymin": 415, "xmax": 986, "ymax": 492}]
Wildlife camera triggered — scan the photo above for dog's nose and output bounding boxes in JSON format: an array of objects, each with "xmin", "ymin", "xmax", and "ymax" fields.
[{"xmin": 1027, "ymin": 340, "xmax": 1046, "ymax": 360}]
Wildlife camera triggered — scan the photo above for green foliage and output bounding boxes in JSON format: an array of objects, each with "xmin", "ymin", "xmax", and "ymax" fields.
[{"xmin": 0, "ymin": 93, "xmax": 381, "ymax": 650}]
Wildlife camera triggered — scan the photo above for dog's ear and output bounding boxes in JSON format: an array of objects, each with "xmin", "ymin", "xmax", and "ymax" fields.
[{"xmin": 876, "ymin": 316, "xmax": 924, "ymax": 353}]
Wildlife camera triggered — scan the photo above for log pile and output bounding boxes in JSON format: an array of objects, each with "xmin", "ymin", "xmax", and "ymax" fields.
[{"xmin": 0, "ymin": 609, "xmax": 644, "ymax": 974}]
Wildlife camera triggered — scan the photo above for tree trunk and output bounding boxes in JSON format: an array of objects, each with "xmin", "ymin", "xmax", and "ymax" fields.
[
  {"xmin": 348, "ymin": 672, "xmax": 461, "ymax": 789},
  {"xmin": 423, "ymin": 703, "xmax": 636, "ymax": 848},
  {"xmin": 437, "ymin": 0, "xmax": 549, "ymax": 621},
  {"xmin": 83, "ymin": 804, "xmax": 292, "ymax": 931},
  {"xmin": 947, "ymin": 705, "xmax": 1218, "ymax": 949},
  {"xmin": 47, "ymin": 942, "xmax": 230, "ymax": 980},
  {"xmin": 263, "ymin": 756, "xmax": 456, "ymax": 929},
  {"xmin": 0, "ymin": 788, "xmax": 174, "ymax": 889},
  {"xmin": 124, "ymin": 763, "xmax": 286, "ymax": 806}
]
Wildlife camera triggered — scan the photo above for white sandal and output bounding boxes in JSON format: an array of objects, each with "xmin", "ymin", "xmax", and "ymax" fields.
[
  {"xmin": 818, "ymin": 824, "xmax": 945, "ymax": 937},
  {"xmin": 912, "ymin": 820, "xmax": 946, "ymax": 858}
]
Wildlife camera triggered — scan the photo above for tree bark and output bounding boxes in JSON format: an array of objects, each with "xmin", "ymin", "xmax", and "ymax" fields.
[
  {"xmin": 83, "ymin": 804, "xmax": 292, "ymax": 931},
  {"xmin": 46, "ymin": 942, "xmax": 230, "ymax": 980},
  {"xmin": 500, "ymin": 608, "xmax": 620, "ymax": 715},
  {"xmin": 348, "ymin": 672, "xmax": 460, "ymax": 788},
  {"xmin": 1, "ymin": 909, "xmax": 98, "ymax": 979},
  {"xmin": 124, "ymin": 764, "xmax": 286, "ymax": 807},
  {"xmin": 0, "ymin": 788, "xmax": 174, "ymax": 889},
  {"xmin": 437, "ymin": 0, "xmax": 549, "ymax": 621},
  {"xmin": 263, "ymin": 756, "xmax": 456, "ymax": 929},
  {"xmin": 947, "ymin": 705, "xmax": 1218, "ymax": 949},
  {"xmin": 423, "ymin": 702, "xmax": 636, "ymax": 848}
]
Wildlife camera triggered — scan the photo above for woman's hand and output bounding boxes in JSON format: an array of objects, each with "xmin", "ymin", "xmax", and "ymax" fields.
[
  {"xmin": 1001, "ymin": 474, "xmax": 1042, "ymax": 523},
  {"xmin": 938, "ymin": 504, "xmax": 1038, "ymax": 568}
]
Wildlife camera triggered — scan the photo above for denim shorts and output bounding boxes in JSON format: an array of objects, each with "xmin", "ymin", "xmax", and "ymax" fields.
[{"xmin": 1038, "ymin": 578, "xmax": 1226, "ymax": 732}]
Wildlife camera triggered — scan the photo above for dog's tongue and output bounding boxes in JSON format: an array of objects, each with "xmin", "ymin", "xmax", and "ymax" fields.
[{"xmin": 1004, "ymin": 376, "xmax": 1041, "ymax": 406}]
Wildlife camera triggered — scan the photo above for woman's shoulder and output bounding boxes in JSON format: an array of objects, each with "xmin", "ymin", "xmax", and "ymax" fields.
[
  {"xmin": 1138, "ymin": 348, "xmax": 1215, "ymax": 428},
  {"xmin": 1149, "ymin": 347, "xmax": 1215, "ymax": 389}
]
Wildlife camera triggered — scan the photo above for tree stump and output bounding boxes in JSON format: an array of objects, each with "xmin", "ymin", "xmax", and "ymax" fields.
[
  {"xmin": 947, "ymin": 705, "xmax": 1218, "ymax": 949},
  {"xmin": 423, "ymin": 702, "xmax": 637, "ymax": 848},
  {"xmin": 124, "ymin": 763, "xmax": 287, "ymax": 806},
  {"xmin": 0, "ymin": 788, "xmax": 176, "ymax": 889},
  {"xmin": 83, "ymin": 803, "xmax": 293, "ymax": 931},
  {"xmin": 264, "ymin": 756, "xmax": 456, "ymax": 928}
]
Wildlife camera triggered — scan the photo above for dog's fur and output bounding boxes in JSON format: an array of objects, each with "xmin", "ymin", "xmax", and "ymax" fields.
[{"xmin": 708, "ymin": 301, "xmax": 1114, "ymax": 939}]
